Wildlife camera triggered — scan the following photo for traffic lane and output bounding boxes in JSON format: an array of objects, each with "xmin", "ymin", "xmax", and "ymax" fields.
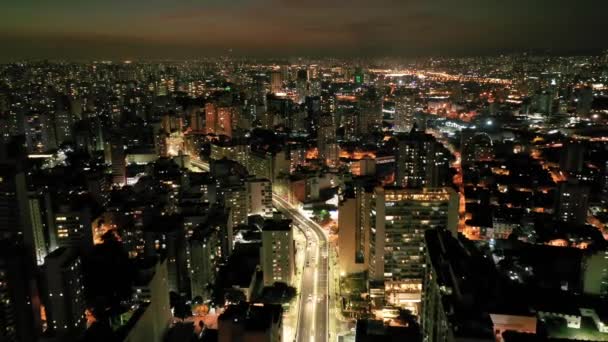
[
  {"xmin": 298, "ymin": 264, "xmax": 315, "ymax": 342},
  {"xmin": 315, "ymin": 249, "xmax": 329, "ymax": 342}
]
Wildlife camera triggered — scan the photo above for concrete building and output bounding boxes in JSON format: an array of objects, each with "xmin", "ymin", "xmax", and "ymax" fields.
[
  {"xmin": 394, "ymin": 94, "xmax": 415, "ymax": 133},
  {"xmin": 0, "ymin": 241, "xmax": 41, "ymax": 342},
  {"xmin": 44, "ymin": 247, "xmax": 86, "ymax": 338},
  {"xmin": 246, "ymin": 178, "xmax": 273, "ymax": 218},
  {"xmin": 270, "ymin": 70, "xmax": 283, "ymax": 94},
  {"xmin": 338, "ymin": 179, "xmax": 374, "ymax": 276},
  {"xmin": 120, "ymin": 258, "xmax": 172, "ymax": 342},
  {"xmin": 260, "ymin": 219, "xmax": 294, "ymax": 286},
  {"xmin": 422, "ymin": 229, "xmax": 499, "ymax": 342},
  {"xmin": 52, "ymin": 204, "xmax": 94, "ymax": 252},
  {"xmin": 394, "ymin": 129, "xmax": 450, "ymax": 188},
  {"xmin": 222, "ymin": 183, "xmax": 249, "ymax": 226},
  {"xmin": 205, "ymin": 103, "xmax": 238, "ymax": 138},
  {"xmin": 189, "ymin": 226, "xmax": 221, "ymax": 301},
  {"xmin": 554, "ymin": 179, "xmax": 590, "ymax": 225},
  {"xmin": 369, "ymin": 187, "xmax": 458, "ymax": 310}
]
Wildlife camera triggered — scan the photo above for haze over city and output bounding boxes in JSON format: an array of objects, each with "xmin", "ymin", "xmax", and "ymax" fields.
[{"xmin": 1, "ymin": 1, "xmax": 608, "ymax": 342}]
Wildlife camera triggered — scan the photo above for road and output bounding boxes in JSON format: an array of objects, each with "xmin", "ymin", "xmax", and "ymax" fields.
[
  {"xmin": 190, "ymin": 159, "xmax": 329, "ymax": 341},
  {"xmin": 273, "ymin": 195, "xmax": 329, "ymax": 342}
]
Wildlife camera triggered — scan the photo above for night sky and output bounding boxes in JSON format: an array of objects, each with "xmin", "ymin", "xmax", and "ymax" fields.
[{"xmin": 1, "ymin": 0, "xmax": 607, "ymax": 60}]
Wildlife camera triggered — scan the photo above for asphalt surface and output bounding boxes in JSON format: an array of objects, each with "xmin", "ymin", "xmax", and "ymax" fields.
[{"xmin": 274, "ymin": 195, "xmax": 328, "ymax": 342}]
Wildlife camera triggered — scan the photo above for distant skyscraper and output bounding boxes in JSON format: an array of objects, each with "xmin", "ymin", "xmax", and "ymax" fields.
[
  {"xmin": 358, "ymin": 92, "xmax": 382, "ymax": 134},
  {"xmin": 270, "ymin": 70, "xmax": 283, "ymax": 94},
  {"xmin": 205, "ymin": 103, "xmax": 236, "ymax": 138},
  {"xmin": 394, "ymin": 95, "xmax": 415, "ymax": 133},
  {"xmin": 109, "ymin": 136, "xmax": 126, "ymax": 186},
  {"xmin": 576, "ymin": 86, "xmax": 593, "ymax": 115},
  {"xmin": 318, "ymin": 114, "xmax": 338, "ymax": 167},
  {"xmin": 205, "ymin": 102, "xmax": 217, "ymax": 135},
  {"xmin": 370, "ymin": 187, "xmax": 458, "ymax": 311},
  {"xmin": 296, "ymin": 69, "xmax": 308, "ymax": 104}
]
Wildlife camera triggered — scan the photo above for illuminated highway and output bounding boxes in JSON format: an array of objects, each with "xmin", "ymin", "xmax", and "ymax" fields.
[
  {"xmin": 273, "ymin": 195, "xmax": 328, "ymax": 342},
  {"xmin": 190, "ymin": 158, "xmax": 329, "ymax": 341}
]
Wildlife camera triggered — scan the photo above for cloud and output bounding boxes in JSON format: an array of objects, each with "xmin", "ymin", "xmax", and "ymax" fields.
[{"xmin": 1, "ymin": 0, "xmax": 607, "ymax": 59}]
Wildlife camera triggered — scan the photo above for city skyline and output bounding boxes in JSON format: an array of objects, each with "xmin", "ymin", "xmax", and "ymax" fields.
[{"xmin": 1, "ymin": 1, "xmax": 608, "ymax": 342}]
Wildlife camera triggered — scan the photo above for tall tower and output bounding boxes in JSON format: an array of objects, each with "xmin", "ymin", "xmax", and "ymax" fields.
[
  {"xmin": 318, "ymin": 114, "xmax": 338, "ymax": 167},
  {"xmin": 0, "ymin": 153, "xmax": 42, "ymax": 341},
  {"xmin": 270, "ymin": 70, "xmax": 283, "ymax": 94},
  {"xmin": 260, "ymin": 219, "xmax": 294, "ymax": 286},
  {"xmin": 394, "ymin": 95, "xmax": 415, "ymax": 133},
  {"xmin": 109, "ymin": 136, "xmax": 126, "ymax": 186},
  {"xmin": 44, "ymin": 247, "xmax": 86, "ymax": 338},
  {"xmin": 369, "ymin": 187, "xmax": 458, "ymax": 313}
]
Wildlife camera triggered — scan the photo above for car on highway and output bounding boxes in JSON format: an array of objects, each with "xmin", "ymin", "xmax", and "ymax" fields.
[{"xmin": 307, "ymin": 294, "xmax": 313, "ymax": 302}]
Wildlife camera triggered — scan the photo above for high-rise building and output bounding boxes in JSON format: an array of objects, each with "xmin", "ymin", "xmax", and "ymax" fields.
[
  {"xmin": 260, "ymin": 219, "xmax": 294, "ymax": 286},
  {"xmin": 246, "ymin": 178, "xmax": 273, "ymax": 218},
  {"xmin": 44, "ymin": 247, "xmax": 86, "ymax": 338},
  {"xmin": 576, "ymin": 86, "xmax": 593, "ymax": 115},
  {"xmin": 394, "ymin": 95, "xmax": 415, "ymax": 133},
  {"xmin": 221, "ymin": 183, "xmax": 249, "ymax": 226},
  {"xmin": 270, "ymin": 70, "xmax": 283, "ymax": 94},
  {"xmin": 0, "ymin": 155, "xmax": 42, "ymax": 341},
  {"xmin": 394, "ymin": 129, "xmax": 450, "ymax": 188},
  {"xmin": 422, "ymin": 229, "xmax": 498, "ymax": 342},
  {"xmin": 370, "ymin": 187, "xmax": 458, "ymax": 311},
  {"xmin": 188, "ymin": 106, "xmax": 205, "ymax": 132},
  {"xmin": 205, "ymin": 102, "xmax": 217, "ymax": 135},
  {"xmin": 0, "ymin": 241, "xmax": 40, "ymax": 342},
  {"xmin": 144, "ymin": 216, "xmax": 189, "ymax": 295},
  {"xmin": 338, "ymin": 179, "xmax": 374, "ymax": 276},
  {"xmin": 52, "ymin": 204, "xmax": 94, "ymax": 253},
  {"xmin": 555, "ymin": 179, "xmax": 590, "ymax": 225},
  {"xmin": 122, "ymin": 258, "xmax": 172, "ymax": 342},
  {"xmin": 296, "ymin": 69, "xmax": 308, "ymax": 104},
  {"xmin": 205, "ymin": 103, "xmax": 237, "ymax": 138},
  {"xmin": 108, "ymin": 136, "xmax": 126, "ymax": 186},
  {"xmin": 318, "ymin": 114, "xmax": 339, "ymax": 167},
  {"xmin": 189, "ymin": 227, "xmax": 220, "ymax": 301},
  {"xmin": 559, "ymin": 141, "xmax": 585, "ymax": 176}
]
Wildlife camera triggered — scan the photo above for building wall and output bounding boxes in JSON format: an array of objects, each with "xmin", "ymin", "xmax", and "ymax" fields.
[
  {"xmin": 247, "ymin": 179, "xmax": 273, "ymax": 218},
  {"xmin": 45, "ymin": 248, "xmax": 86, "ymax": 337},
  {"xmin": 371, "ymin": 187, "xmax": 458, "ymax": 308},
  {"xmin": 338, "ymin": 190, "xmax": 371, "ymax": 276},
  {"xmin": 123, "ymin": 259, "xmax": 171, "ymax": 342},
  {"xmin": 261, "ymin": 227, "xmax": 294, "ymax": 286}
]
